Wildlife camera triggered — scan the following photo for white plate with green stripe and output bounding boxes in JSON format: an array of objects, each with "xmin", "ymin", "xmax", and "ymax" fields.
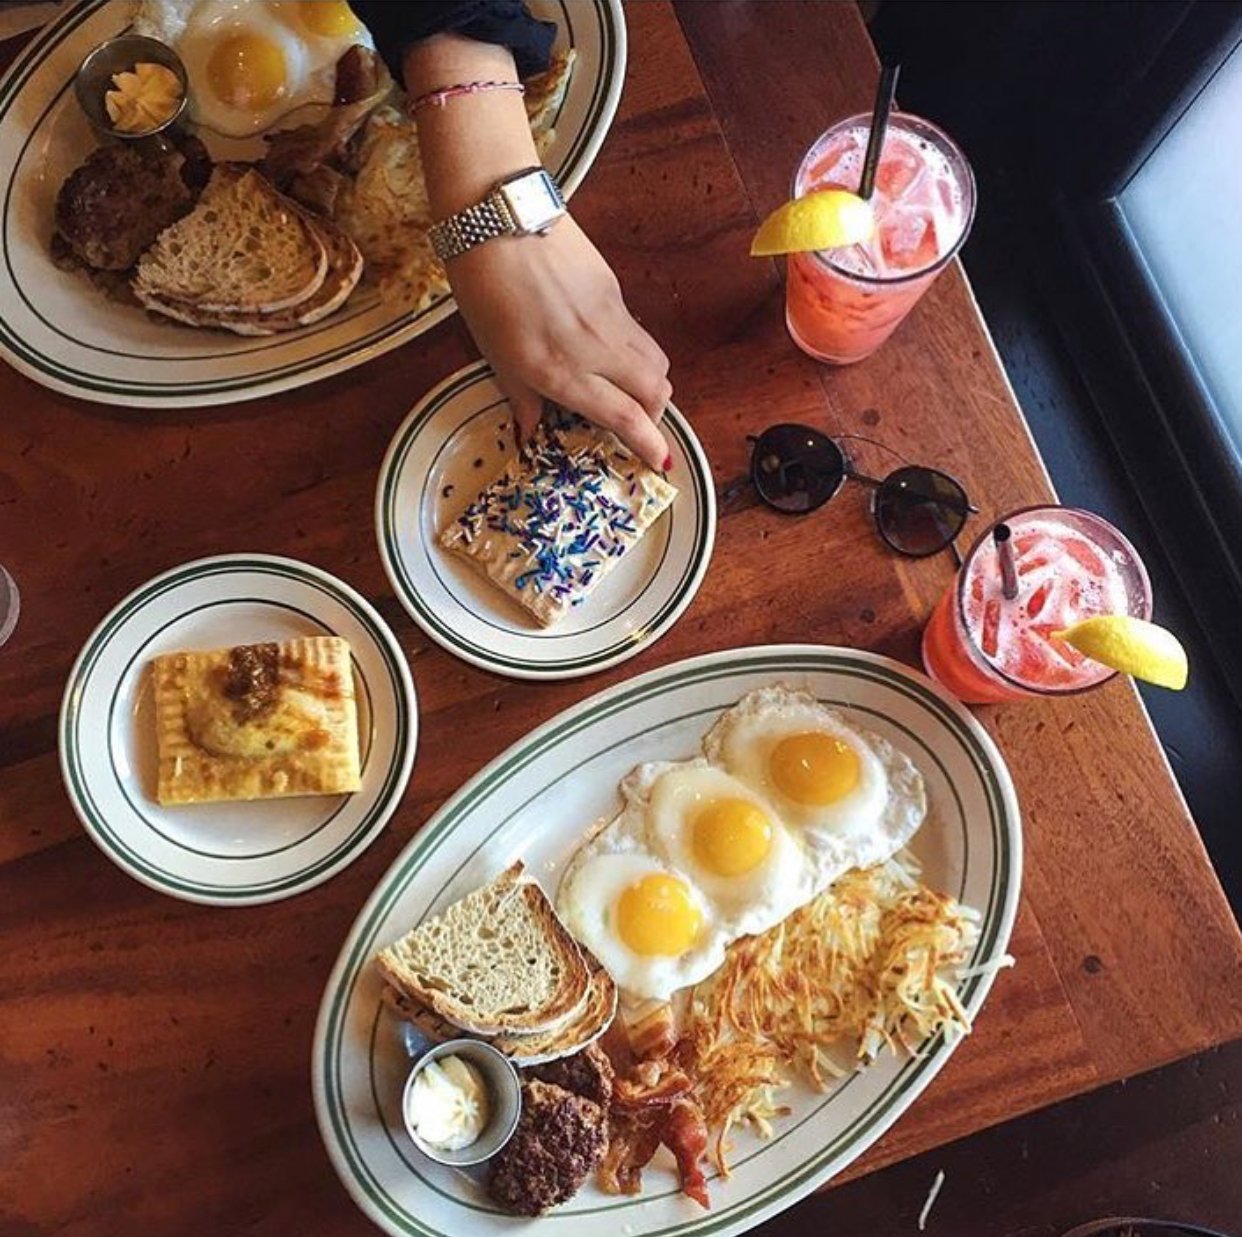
[
  {"xmin": 0, "ymin": 0, "xmax": 624, "ymax": 406},
  {"xmin": 313, "ymin": 644, "xmax": 1021, "ymax": 1237},
  {"xmin": 375, "ymin": 361, "xmax": 716, "ymax": 680},
  {"xmin": 58, "ymin": 554, "xmax": 417, "ymax": 905}
]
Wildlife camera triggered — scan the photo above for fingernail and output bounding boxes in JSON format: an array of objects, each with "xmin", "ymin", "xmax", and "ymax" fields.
[{"xmin": 662, "ymin": 454, "xmax": 674, "ymax": 472}]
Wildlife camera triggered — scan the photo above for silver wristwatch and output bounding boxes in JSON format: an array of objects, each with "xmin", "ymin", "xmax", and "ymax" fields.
[{"xmin": 429, "ymin": 167, "xmax": 567, "ymax": 262}]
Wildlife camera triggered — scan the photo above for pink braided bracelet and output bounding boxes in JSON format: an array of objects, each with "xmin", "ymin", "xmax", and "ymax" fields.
[{"xmin": 408, "ymin": 80, "xmax": 526, "ymax": 114}]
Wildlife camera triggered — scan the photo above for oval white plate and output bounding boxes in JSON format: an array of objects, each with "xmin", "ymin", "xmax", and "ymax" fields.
[
  {"xmin": 0, "ymin": 0, "xmax": 624, "ymax": 406},
  {"xmin": 59, "ymin": 554, "xmax": 417, "ymax": 905},
  {"xmin": 313, "ymin": 644, "xmax": 1022, "ymax": 1237},
  {"xmin": 375, "ymin": 361, "xmax": 716, "ymax": 680}
]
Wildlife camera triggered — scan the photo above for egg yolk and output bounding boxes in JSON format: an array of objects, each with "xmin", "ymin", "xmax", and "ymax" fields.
[
  {"xmin": 295, "ymin": 1, "xmax": 362, "ymax": 38},
  {"xmin": 206, "ymin": 33, "xmax": 288, "ymax": 110},
  {"xmin": 770, "ymin": 731, "xmax": 860, "ymax": 805},
  {"xmin": 616, "ymin": 873, "xmax": 701, "ymax": 957},
  {"xmin": 692, "ymin": 798, "xmax": 772, "ymax": 877}
]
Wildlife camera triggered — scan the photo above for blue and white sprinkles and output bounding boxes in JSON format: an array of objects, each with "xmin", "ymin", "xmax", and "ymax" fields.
[{"xmin": 440, "ymin": 410, "xmax": 678, "ymax": 626}]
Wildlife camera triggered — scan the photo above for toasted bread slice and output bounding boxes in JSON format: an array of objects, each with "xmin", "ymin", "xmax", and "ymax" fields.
[
  {"xmin": 139, "ymin": 214, "xmax": 363, "ymax": 335},
  {"xmin": 383, "ymin": 947, "xmax": 617, "ymax": 1066},
  {"xmin": 375, "ymin": 863, "xmax": 590, "ymax": 1036},
  {"xmin": 133, "ymin": 166, "xmax": 327, "ymax": 314}
]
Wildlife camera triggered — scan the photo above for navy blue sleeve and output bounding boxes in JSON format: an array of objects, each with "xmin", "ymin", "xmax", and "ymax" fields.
[{"xmin": 350, "ymin": 1, "xmax": 556, "ymax": 83}]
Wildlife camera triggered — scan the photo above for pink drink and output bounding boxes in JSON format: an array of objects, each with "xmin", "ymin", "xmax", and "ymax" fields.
[
  {"xmin": 923, "ymin": 507, "xmax": 1152, "ymax": 703},
  {"xmin": 787, "ymin": 112, "xmax": 976, "ymax": 364}
]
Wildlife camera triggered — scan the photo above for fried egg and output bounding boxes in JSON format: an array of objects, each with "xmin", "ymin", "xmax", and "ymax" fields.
[
  {"xmin": 626, "ymin": 759, "xmax": 815, "ymax": 936},
  {"xmin": 135, "ymin": 0, "xmax": 374, "ymax": 137},
  {"xmin": 556, "ymin": 687, "xmax": 929, "ymax": 1002},
  {"xmin": 704, "ymin": 687, "xmax": 927, "ymax": 885},
  {"xmin": 557, "ymin": 845, "xmax": 724, "ymax": 1003}
]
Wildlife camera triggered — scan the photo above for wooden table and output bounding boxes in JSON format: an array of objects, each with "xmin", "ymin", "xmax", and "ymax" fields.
[{"xmin": 2, "ymin": 3, "xmax": 1240, "ymax": 1233}]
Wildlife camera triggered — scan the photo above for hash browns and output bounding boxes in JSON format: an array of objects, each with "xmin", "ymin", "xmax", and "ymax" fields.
[{"xmin": 684, "ymin": 854, "xmax": 984, "ymax": 1174}]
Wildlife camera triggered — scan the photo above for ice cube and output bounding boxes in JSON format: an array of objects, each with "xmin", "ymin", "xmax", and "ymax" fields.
[
  {"xmin": 838, "ymin": 241, "xmax": 880, "ymax": 276},
  {"xmin": 875, "ymin": 136, "xmax": 925, "ymax": 200},
  {"xmin": 805, "ymin": 134, "xmax": 863, "ymax": 192},
  {"xmin": 880, "ymin": 207, "xmax": 940, "ymax": 271}
]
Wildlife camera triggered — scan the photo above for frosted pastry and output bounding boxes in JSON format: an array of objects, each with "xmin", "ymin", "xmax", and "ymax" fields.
[{"xmin": 440, "ymin": 411, "xmax": 677, "ymax": 627}]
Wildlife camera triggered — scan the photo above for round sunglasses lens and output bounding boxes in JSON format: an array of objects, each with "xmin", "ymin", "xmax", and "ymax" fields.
[
  {"xmin": 750, "ymin": 425, "xmax": 844, "ymax": 513},
  {"xmin": 874, "ymin": 466, "xmax": 969, "ymax": 555}
]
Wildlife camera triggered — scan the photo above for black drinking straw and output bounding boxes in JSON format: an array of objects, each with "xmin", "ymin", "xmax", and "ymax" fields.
[
  {"xmin": 993, "ymin": 523, "xmax": 1019, "ymax": 601},
  {"xmin": 858, "ymin": 63, "xmax": 901, "ymax": 200}
]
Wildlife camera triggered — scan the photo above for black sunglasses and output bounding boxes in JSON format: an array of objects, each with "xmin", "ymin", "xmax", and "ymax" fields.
[{"xmin": 742, "ymin": 423, "xmax": 976, "ymax": 558}]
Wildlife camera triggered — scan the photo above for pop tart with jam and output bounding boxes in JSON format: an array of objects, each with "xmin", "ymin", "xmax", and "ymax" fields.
[{"xmin": 439, "ymin": 409, "xmax": 678, "ymax": 628}]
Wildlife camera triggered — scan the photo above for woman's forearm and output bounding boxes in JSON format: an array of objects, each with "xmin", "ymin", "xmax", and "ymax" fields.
[{"xmin": 403, "ymin": 33, "xmax": 541, "ymax": 218}]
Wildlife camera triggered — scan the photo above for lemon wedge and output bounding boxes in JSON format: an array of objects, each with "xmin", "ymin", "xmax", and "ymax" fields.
[
  {"xmin": 1051, "ymin": 615, "xmax": 1188, "ymax": 690},
  {"xmin": 750, "ymin": 189, "xmax": 876, "ymax": 257}
]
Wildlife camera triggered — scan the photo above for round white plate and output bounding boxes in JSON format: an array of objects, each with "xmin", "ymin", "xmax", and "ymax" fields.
[
  {"xmin": 58, "ymin": 554, "xmax": 417, "ymax": 905},
  {"xmin": 375, "ymin": 361, "xmax": 716, "ymax": 680},
  {"xmin": 0, "ymin": 0, "xmax": 624, "ymax": 406},
  {"xmin": 313, "ymin": 644, "xmax": 1022, "ymax": 1237}
]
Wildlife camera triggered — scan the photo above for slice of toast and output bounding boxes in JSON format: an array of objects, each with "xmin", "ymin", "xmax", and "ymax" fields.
[
  {"xmin": 139, "ymin": 213, "xmax": 362, "ymax": 335},
  {"xmin": 375, "ymin": 862, "xmax": 590, "ymax": 1036},
  {"xmin": 133, "ymin": 166, "xmax": 327, "ymax": 314},
  {"xmin": 383, "ymin": 947, "xmax": 618, "ymax": 1066}
]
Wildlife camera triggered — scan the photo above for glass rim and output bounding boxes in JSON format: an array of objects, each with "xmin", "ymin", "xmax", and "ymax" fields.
[
  {"xmin": 952, "ymin": 503, "xmax": 1154, "ymax": 698},
  {"xmin": 792, "ymin": 110, "xmax": 978, "ymax": 288}
]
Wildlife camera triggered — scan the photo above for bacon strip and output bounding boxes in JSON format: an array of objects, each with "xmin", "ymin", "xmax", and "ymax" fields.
[
  {"xmin": 612, "ymin": 1064, "xmax": 693, "ymax": 1110},
  {"xmin": 663, "ymin": 1099, "xmax": 710, "ymax": 1209},
  {"xmin": 628, "ymin": 1001, "xmax": 679, "ymax": 1061},
  {"xmin": 599, "ymin": 1109, "xmax": 663, "ymax": 1196}
]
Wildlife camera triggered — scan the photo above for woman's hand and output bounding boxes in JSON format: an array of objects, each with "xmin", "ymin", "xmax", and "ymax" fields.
[
  {"xmin": 403, "ymin": 33, "xmax": 673, "ymax": 470},
  {"xmin": 447, "ymin": 217, "xmax": 672, "ymax": 470}
]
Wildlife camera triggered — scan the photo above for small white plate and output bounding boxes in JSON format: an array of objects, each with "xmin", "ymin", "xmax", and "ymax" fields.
[
  {"xmin": 375, "ymin": 361, "xmax": 717, "ymax": 680},
  {"xmin": 0, "ymin": 0, "xmax": 624, "ymax": 406},
  {"xmin": 58, "ymin": 554, "xmax": 417, "ymax": 905},
  {"xmin": 313, "ymin": 644, "xmax": 1022, "ymax": 1237}
]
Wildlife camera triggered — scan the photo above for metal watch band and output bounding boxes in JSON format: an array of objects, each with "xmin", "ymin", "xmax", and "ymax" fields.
[{"xmin": 429, "ymin": 193, "xmax": 517, "ymax": 263}]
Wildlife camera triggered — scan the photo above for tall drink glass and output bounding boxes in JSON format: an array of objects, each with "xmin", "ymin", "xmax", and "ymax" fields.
[
  {"xmin": 786, "ymin": 112, "xmax": 976, "ymax": 364},
  {"xmin": 922, "ymin": 506, "xmax": 1152, "ymax": 704}
]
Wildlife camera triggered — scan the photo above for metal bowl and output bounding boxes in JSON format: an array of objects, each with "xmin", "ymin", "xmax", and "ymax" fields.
[
  {"xmin": 74, "ymin": 35, "xmax": 188, "ymax": 140},
  {"xmin": 401, "ymin": 1039, "xmax": 522, "ymax": 1167}
]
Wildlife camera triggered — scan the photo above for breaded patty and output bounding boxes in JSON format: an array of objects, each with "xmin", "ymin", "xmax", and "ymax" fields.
[
  {"xmin": 526, "ymin": 1042, "xmax": 615, "ymax": 1108},
  {"xmin": 487, "ymin": 1080, "xmax": 608, "ymax": 1216},
  {"xmin": 54, "ymin": 137, "xmax": 210, "ymax": 271}
]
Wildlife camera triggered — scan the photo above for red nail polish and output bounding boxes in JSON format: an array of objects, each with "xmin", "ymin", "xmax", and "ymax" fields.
[{"xmin": 662, "ymin": 454, "xmax": 674, "ymax": 472}]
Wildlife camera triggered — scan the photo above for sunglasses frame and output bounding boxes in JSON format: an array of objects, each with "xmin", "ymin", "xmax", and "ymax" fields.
[{"xmin": 746, "ymin": 423, "xmax": 978, "ymax": 558}]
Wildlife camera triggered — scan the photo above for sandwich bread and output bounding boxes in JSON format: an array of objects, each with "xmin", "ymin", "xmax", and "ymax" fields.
[{"xmin": 375, "ymin": 862, "xmax": 591, "ymax": 1036}]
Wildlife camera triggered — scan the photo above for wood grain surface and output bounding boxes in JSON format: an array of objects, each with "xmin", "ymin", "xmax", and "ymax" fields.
[{"xmin": 1, "ymin": 3, "xmax": 1240, "ymax": 1234}]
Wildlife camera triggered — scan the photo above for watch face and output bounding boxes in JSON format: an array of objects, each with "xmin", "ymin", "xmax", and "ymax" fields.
[{"xmin": 501, "ymin": 171, "xmax": 564, "ymax": 233}]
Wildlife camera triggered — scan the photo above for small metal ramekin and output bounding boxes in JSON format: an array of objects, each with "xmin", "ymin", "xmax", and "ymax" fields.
[
  {"xmin": 401, "ymin": 1039, "xmax": 522, "ymax": 1167},
  {"xmin": 74, "ymin": 35, "xmax": 188, "ymax": 140}
]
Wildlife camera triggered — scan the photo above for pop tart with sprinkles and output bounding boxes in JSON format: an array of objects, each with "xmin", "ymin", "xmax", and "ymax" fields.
[{"xmin": 439, "ymin": 408, "xmax": 678, "ymax": 627}]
